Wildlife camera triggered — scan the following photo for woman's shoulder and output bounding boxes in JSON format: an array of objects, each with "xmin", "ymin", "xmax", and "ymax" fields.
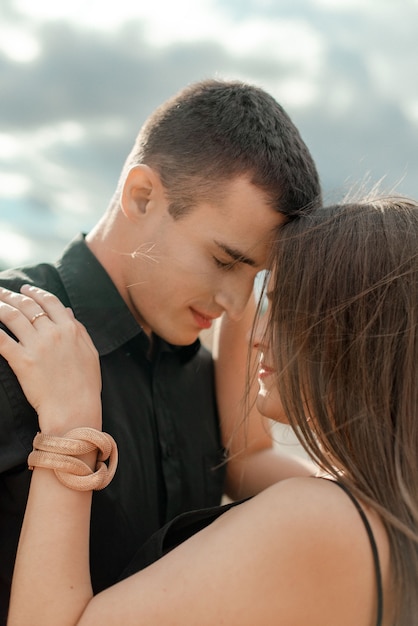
[
  {"xmin": 246, "ymin": 474, "xmax": 363, "ymax": 524},
  {"xmin": 252, "ymin": 475, "xmax": 389, "ymax": 562},
  {"xmin": 254, "ymin": 474, "xmax": 383, "ymax": 530},
  {"xmin": 227, "ymin": 476, "xmax": 391, "ymax": 625}
]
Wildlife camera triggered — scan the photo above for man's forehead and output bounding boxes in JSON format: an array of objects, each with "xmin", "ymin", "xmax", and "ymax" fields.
[{"xmin": 213, "ymin": 225, "xmax": 278, "ymax": 268}]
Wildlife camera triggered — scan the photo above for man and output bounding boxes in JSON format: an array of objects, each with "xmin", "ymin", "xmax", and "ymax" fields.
[{"xmin": 0, "ymin": 79, "xmax": 321, "ymax": 621}]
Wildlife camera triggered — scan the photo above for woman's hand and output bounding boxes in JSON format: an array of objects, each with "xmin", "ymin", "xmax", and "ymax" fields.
[{"xmin": 0, "ymin": 285, "xmax": 102, "ymax": 434}]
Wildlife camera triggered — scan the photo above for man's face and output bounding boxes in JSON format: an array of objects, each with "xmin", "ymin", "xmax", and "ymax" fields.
[{"xmin": 123, "ymin": 176, "xmax": 284, "ymax": 345}]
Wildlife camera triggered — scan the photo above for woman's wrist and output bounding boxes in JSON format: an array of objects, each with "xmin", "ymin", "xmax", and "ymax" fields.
[
  {"xmin": 37, "ymin": 406, "xmax": 102, "ymax": 437},
  {"xmin": 28, "ymin": 427, "xmax": 118, "ymax": 491}
]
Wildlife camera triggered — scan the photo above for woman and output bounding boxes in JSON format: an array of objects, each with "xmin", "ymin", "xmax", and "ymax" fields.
[{"xmin": 3, "ymin": 197, "xmax": 418, "ymax": 625}]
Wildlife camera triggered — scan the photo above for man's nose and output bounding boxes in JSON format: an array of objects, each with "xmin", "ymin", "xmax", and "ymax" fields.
[{"xmin": 214, "ymin": 279, "xmax": 254, "ymax": 322}]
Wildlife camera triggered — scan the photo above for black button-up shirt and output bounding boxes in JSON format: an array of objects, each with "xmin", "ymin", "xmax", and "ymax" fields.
[{"xmin": 0, "ymin": 235, "xmax": 225, "ymax": 623}]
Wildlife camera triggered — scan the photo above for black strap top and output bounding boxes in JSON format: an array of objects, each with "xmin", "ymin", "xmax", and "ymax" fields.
[
  {"xmin": 331, "ymin": 480, "xmax": 384, "ymax": 626},
  {"xmin": 119, "ymin": 482, "xmax": 384, "ymax": 625}
]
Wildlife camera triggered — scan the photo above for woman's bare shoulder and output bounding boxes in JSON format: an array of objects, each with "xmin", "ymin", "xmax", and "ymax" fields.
[
  {"xmin": 252, "ymin": 475, "xmax": 389, "ymax": 562},
  {"xmin": 233, "ymin": 476, "xmax": 390, "ymax": 624},
  {"xmin": 80, "ymin": 477, "xmax": 389, "ymax": 626}
]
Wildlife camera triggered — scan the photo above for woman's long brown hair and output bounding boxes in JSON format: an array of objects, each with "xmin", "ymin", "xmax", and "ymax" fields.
[{"xmin": 267, "ymin": 197, "xmax": 418, "ymax": 623}]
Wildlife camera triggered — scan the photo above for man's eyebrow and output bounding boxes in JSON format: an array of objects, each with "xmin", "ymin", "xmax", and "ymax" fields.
[{"xmin": 214, "ymin": 241, "xmax": 257, "ymax": 267}]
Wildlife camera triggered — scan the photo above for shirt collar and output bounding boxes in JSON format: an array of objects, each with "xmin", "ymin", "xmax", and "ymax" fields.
[{"xmin": 56, "ymin": 234, "xmax": 143, "ymax": 355}]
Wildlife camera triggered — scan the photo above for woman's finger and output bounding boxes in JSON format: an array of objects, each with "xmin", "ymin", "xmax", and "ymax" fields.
[
  {"xmin": 19, "ymin": 286, "xmax": 97, "ymax": 357},
  {"xmin": 0, "ymin": 303, "xmax": 24, "ymax": 362},
  {"xmin": 20, "ymin": 284, "xmax": 74, "ymax": 324},
  {"xmin": 19, "ymin": 287, "xmax": 99, "ymax": 360},
  {"xmin": 0, "ymin": 301, "xmax": 44, "ymax": 348},
  {"xmin": 0, "ymin": 285, "xmax": 74, "ymax": 329},
  {"xmin": 0, "ymin": 286, "xmax": 49, "ymax": 327},
  {"xmin": 0, "ymin": 284, "xmax": 98, "ymax": 363}
]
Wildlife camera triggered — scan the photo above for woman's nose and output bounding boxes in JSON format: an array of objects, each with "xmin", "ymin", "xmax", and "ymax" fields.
[{"xmin": 252, "ymin": 311, "xmax": 268, "ymax": 350}]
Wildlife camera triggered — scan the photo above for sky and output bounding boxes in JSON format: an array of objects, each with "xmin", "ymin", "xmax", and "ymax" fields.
[{"xmin": 0, "ymin": 0, "xmax": 417, "ymax": 268}]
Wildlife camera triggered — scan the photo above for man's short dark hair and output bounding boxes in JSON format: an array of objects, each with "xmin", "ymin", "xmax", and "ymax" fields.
[{"xmin": 123, "ymin": 79, "xmax": 321, "ymax": 218}]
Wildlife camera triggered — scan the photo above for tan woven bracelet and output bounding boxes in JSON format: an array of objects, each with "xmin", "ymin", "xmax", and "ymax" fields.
[{"xmin": 28, "ymin": 427, "xmax": 118, "ymax": 491}]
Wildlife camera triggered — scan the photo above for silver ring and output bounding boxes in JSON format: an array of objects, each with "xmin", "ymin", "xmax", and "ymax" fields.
[{"xmin": 30, "ymin": 311, "xmax": 49, "ymax": 324}]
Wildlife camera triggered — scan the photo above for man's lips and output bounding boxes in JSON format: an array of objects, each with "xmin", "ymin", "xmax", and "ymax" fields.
[{"xmin": 190, "ymin": 308, "xmax": 217, "ymax": 330}]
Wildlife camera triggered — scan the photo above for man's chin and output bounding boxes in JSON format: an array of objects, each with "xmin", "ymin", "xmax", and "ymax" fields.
[{"xmin": 160, "ymin": 330, "xmax": 200, "ymax": 347}]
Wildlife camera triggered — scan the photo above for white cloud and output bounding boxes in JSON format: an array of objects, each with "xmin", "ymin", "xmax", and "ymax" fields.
[
  {"xmin": 402, "ymin": 100, "xmax": 418, "ymax": 126},
  {"xmin": 0, "ymin": 25, "xmax": 40, "ymax": 61},
  {"xmin": 31, "ymin": 121, "xmax": 85, "ymax": 148},
  {"xmin": 223, "ymin": 18, "xmax": 324, "ymax": 74},
  {"xmin": 274, "ymin": 78, "xmax": 319, "ymax": 108},
  {"xmin": 0, "ymin": 134, "xmax": 21, "ymax": 158},
  {"xmin": 0, "ymin": 227, "xmax": 33, "ymax": 266},
  {"xmin": 14, "ymin": 0, "xmax": 222, "ymax": 37},
  {"xmin": 311, "ymin": 0, "xmax": 395, "ymax": 9},
  {"xmin": 0, "ymin": 173, "xmax": 30, "ymax": 196}
]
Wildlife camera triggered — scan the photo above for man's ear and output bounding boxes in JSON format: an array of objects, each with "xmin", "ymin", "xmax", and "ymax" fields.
[{"xmin": 120, "ymin": 165, "xmax": 164, "ymax": 221}]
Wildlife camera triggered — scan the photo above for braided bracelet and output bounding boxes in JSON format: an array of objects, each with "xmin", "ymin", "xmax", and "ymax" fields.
[{"xmin": 28, "ymin": 427, "xmax": 118, "ymax": 491}]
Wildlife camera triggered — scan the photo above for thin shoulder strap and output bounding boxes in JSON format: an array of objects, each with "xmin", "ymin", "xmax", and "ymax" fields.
[{"xmin": 331, "ymin": 480, "xmax": 384, "ymax": 626}]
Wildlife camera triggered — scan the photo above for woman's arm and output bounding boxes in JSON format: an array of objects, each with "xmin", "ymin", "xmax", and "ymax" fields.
[
  {"xmin": 214, "ymin": 296, "xmax": 316, "ymax": 500},
  {"xmin": 9, "ymin": 465, "xmax": 94, "ymax": 625},
  {"xmin": 0, "ymin": 286, "xmax": 102, "ymax": 625}
]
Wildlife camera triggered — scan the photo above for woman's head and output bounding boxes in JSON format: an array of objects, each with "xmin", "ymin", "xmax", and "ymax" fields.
[
  {"xmin": 266, "ymin": 197, "xmax": 418, "ymax": 474},
  {"xmin": 261, "ymin": 197, "xmax": 418, "ymax": 619}
]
